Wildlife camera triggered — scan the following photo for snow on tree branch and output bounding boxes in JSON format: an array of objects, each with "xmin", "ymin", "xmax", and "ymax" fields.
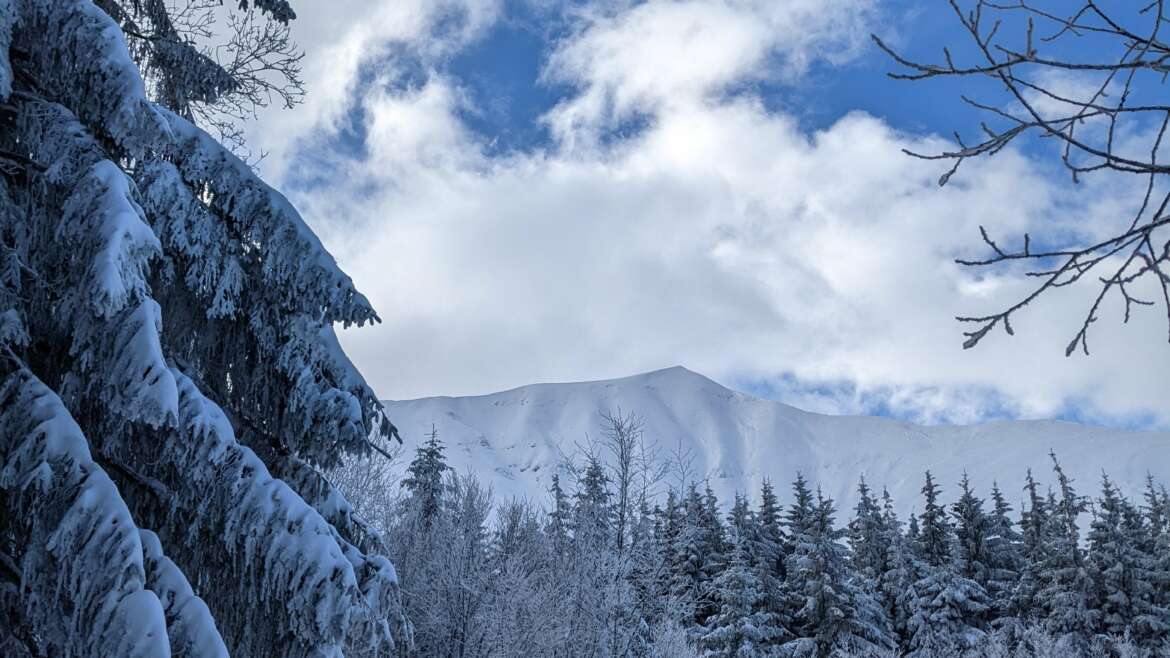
[{"xmin": 0, "ymin": 367, "xmax": 172, "ymax": 657}]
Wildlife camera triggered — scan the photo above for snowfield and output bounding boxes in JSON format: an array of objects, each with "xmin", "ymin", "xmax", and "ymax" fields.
[{"xmin": 383, "ymin": 366, "xmax": 1170, "ymax": 513}]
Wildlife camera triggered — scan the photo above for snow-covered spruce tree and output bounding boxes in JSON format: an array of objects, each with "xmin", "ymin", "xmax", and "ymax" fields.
[
  {"xmin": 669, "ymin": 483, "xmax": 726, "ymax": 635},
  {"xmin": 905, "ymin": 472, "xmax": 990, "ymax": 657},
  {"xmin": 1144, "ymin": 478, "xmax": 1170, "ymax": 616},
  {"xmin": 849, "ymin": 477, "xmax": 887, "ymax": 583},
  {"xmin": 1039, "ymin": 455, "xmax": 1098, "ymax": 652},
  {"xmin": 876, "ymin": 488, "xmax": 917, "ymax": 646},
  {"xmin": 728, "ymin": 493, "xmax": 753, "ymax": 540},
  {"xmin": 388, "ymin": 433, "xmax": 456, "ymax": 656},
  {"xmin": 780, "ymin": 473, "xmax": 817, "ymax": 632},
  {"xmin": 781, "ymin": 488, "xmax": 895, "ymax": 658},
  {"xmin": 754, "ymin": 478, "xmax": 793, "ymax": 648},
  {"xmin": 0, "ymin": 1, "xmax": 407, "ymax": 655},
  {"xmin": 1086, "ymin": 474, "xmax": 1168, "ymax": 645},
  {"xmin": 1006, "ymin": 469, "xmax": 1052, "ymax": 633},
  {"xmin": 558, "ymin": 456, "xmax": 625, "ymax": 657},
  {"xmin": 984, "ymin": 482, "xmax": 1025, "ymax": 630},
  {"xmin": 699, "ymin": 522, "xmax": 784, "ymax": 658},
  {"xmin": 546, "ymin": 472, "xmax": 572, "ymax": 564},
  {"xmin": 401, "ymin": 426, "xmax": 450, "ymax": 527},
  {"xmin": 952, "ymin": 473, "xmax": 992, "ymax": 592},
  {"xmin": 628, "ymin": 498, "xmax": 669, "ymax": 652}
]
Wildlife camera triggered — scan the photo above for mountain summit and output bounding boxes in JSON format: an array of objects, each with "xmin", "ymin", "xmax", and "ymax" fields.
[{"xmin": 383, "ymin": 367, "xmax": 1169, "ymax": 513}]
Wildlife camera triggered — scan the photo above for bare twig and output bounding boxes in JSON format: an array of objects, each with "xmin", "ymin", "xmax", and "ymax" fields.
[{"xmin": 876, "ymin": 0, "xmax": 1170, "ymax": 353}]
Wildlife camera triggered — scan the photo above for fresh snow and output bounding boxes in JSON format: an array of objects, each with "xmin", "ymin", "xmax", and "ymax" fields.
[{"xmin": 382, "ymin": 366, "xmax": 1170, "ymax": 514}]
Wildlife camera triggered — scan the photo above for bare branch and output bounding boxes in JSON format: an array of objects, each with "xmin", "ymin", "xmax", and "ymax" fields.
[{"xmin": 877, "ymin": 0, "xmax": 1170, "ymax": 353}]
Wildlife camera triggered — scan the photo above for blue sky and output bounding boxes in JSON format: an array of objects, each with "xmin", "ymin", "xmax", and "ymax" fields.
[
  {"xmin": 388, "ymin": 0, "xmax": 1069, "ymax": 157},
  {"xmin": 248, "ymin": 0, "xmax": 1170, "ymax": 430},
  {"xmin": 361, "ymin": 1, "xmax": 981, "ymax": 152},
  {"xmin": 450, "ymin": 2, "xmax": 952, "ymax": 143}
]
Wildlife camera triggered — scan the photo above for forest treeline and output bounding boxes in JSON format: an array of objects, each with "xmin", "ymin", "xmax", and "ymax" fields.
[{"xmin": 333, "ymin": 415, "xmax": 1170, "ymax": 658}]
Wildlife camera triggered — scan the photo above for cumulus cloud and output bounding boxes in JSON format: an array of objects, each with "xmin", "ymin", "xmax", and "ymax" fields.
[
  {"xmin": 542, "ymin": 0, "xmax": 874, "ymax": 145},
  {"xmin": 248, "ymin": 0, "xmax": 1170, "ymax": 426},
  {"xmin": 245, "ymin": 0, "xmax": 502, "ymax": 179}
]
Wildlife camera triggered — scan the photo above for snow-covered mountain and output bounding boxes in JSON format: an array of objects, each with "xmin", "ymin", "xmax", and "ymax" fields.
[{"xmin": 382, "ymin": 366, "xmax": 1170, "ymax": 515}]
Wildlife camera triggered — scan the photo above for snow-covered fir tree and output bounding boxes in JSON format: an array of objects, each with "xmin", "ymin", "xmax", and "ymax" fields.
[
  {"xmin": 401, "ymin": 425, "xmax": 450, "ymax": 526},
  {"xmin": 546, "ymin": 472, "xmax": 572, "ymax": 562},
  {"xmin": 1144, "ymin": 478, "xmax": 1170, "ymax": 620},
  {"xmin": 1038, "ymin": 455, "xmax": 1098, "ymax": 652},
  {"xmin": 1085, "ymin": 474, "xmax": 1168, "ymax": 644},
  {"xmin": 877, "ymin": 487, "xmax": 918, "ymax": 646},
  {"xmin": 781, "ymin": 487, "xmax": 896, "ymax": 658},
  {"xmin": 754, "ymin": 478, "xmax": 793, "ymax": 650},
  {"xmin": 0, "ymin": 1, "xmax": 406, "ymax": 655},
  {"xmin": 670, "ymin": 484, "xmax": 723, "ymax": 633},
  {"xmin": 905, "ymin": 472, "xmax": 990, "ymax": 657},
  {"xmin": 984, "ymin": 482, "xmax": 1025, "ymax": 628},
  {"xmin": 849, "ymin": 477, "xmax": 888, "ymax": 583},
  {"xmin": 700, "ymin": 524, "xmax": 784, "ymax": 657},
  {"xmin": 1007, "ymin": 468, "xmax": 1051, "ymax": 632},
  {"xmin": 952, "ymin": 473, "xmax": 992, "ymax": 593},
  {"xmin": 628, "ymin": 498, "xmax": 668, "ymax": 654}
]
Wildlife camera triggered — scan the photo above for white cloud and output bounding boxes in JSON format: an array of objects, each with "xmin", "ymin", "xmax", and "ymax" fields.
[
  {"xmin": 542, "ymin": 0, "xmax": 874, "ymax": 147},
  {"xmin": 245, "ymin": 0, "xmax": 502, "ymax": 179},
  {"xmin": 250, "ymin": 0, "xmax": 1170, "ymax": 426}
]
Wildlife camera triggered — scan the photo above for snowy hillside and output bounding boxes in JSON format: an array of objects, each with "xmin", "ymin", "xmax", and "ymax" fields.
[{"xmin": 383, "ymin": 366, "xmax": 1170, "ymax": 514}]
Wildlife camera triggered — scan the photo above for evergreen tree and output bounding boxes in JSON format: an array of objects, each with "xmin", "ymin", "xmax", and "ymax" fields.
[
  {"xmin": 1086, "ymin": 474, "xmax": 1168, "ymax": 645},
  {"xmin": 905, "ymin": 472, "xmax": 989, "ymax": 656},
  {"xmin": 1147, "ymin": 482, "xmax": 1170, "ymax": 615},
  {"xmin": 574, "ymin": 456, "xmax": 613, "ymax": 548},
  {"xmin": 354, "ymin": 441, "xmax": 1170, "ymax": 658},
  {"xmin": 703, "ymin": 482, "xmax": 729, "ymax": 561},
  {"xmin": 984, "ymin": 482, "xmax": 1025, "ymax": 626},
  {"xmin": 546, "ymin": 472, "xmax": 571, "ymax": 562},
  {"xmin": 784, "ymin": 474, "xmax": 817, "ymax": 540},
  {"xmin": 696, "ymin": 483, "xmax": 729, "ymax": 627},
  {"xmin": 669, "ymin": 486, "xmax": 707, "ymax": 628},
  {"xmin": 952, "ymin": 473, "xmax": 991, "ymax": 587},
  {"xmin": 401, "ymin": 425, "xmax": 450, "ymax": 526},
  {"xmin": 0, "ymin": 2, "xmax": 404, "ymax": 655},
  {"xmin": 755, "ymin": 479, "xmax": 793, "ymax": 647},
  {"xmin": 849, "ymin": 476, "xmax": 887, "ymax": 582},
  {"xmin": 700, "ymin": 527, "xmax": 784, "ymax": 657},
  {"xmin": 782, "ymin": 489, "xmax": 896, "ymax": 658},
  {"xmin": 563, "ymin": 456, "xmax": 618, "ymax": 656},
  {"xmin": 629, "ymin": 498, "xmax": 668, "ymax": 638},
  {"xmin": 758, "ymin": 478, "xmax": 786, "ymax": 580},
  {"xmin": 759, "ymin": 479, "xmax": 783, "ymax": 540},
  {"xmin": 1039, "ymin": 454, "xmax": 1098, "ymax": 652},
  {"xmin": 1143, "ymin": 475, "xmax": 1166, "ymax": 548},
  {"xmin": 1009, "ymin": 469, "xmax": 1051, "ymax": 628},
  {"xmin": 915, "ymin": 471, "xmax": 953, "ymax": 568},
  {"xmin": 876, "ymin": 488, "xmax": 916, "ymax": 645},
  {"xmin": 729, "ymin": 493, "xmax": 753, "ymax": 538},
  {"xmin": 906, "ymin": 513, "xmax": 921, "ymax": 546},
  {"xmin": 781, "ymin": 473, "xmax": 818, "ymax": 629}
]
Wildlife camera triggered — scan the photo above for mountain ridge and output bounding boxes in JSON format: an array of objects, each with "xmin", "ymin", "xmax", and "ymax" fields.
[{"xmin": 381, "ymin": 366, "xmax": 1170, "ymax": 515}]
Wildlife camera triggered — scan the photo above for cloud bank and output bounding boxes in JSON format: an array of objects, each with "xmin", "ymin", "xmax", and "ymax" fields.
[{"xmin": 246, "ymin": 0, "xmax": 1170, "ymax": 427}]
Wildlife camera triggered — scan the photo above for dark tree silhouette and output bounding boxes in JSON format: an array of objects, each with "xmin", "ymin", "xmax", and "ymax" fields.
[{"xmin": 876, "ymin": 1, "xmax": 1170, "ymax": 355}]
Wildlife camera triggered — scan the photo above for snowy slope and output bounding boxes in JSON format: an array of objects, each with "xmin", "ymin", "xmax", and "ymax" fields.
[{"xmin": 382, "ymin": 366, "xmax": 1170, "ymax": 515}]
